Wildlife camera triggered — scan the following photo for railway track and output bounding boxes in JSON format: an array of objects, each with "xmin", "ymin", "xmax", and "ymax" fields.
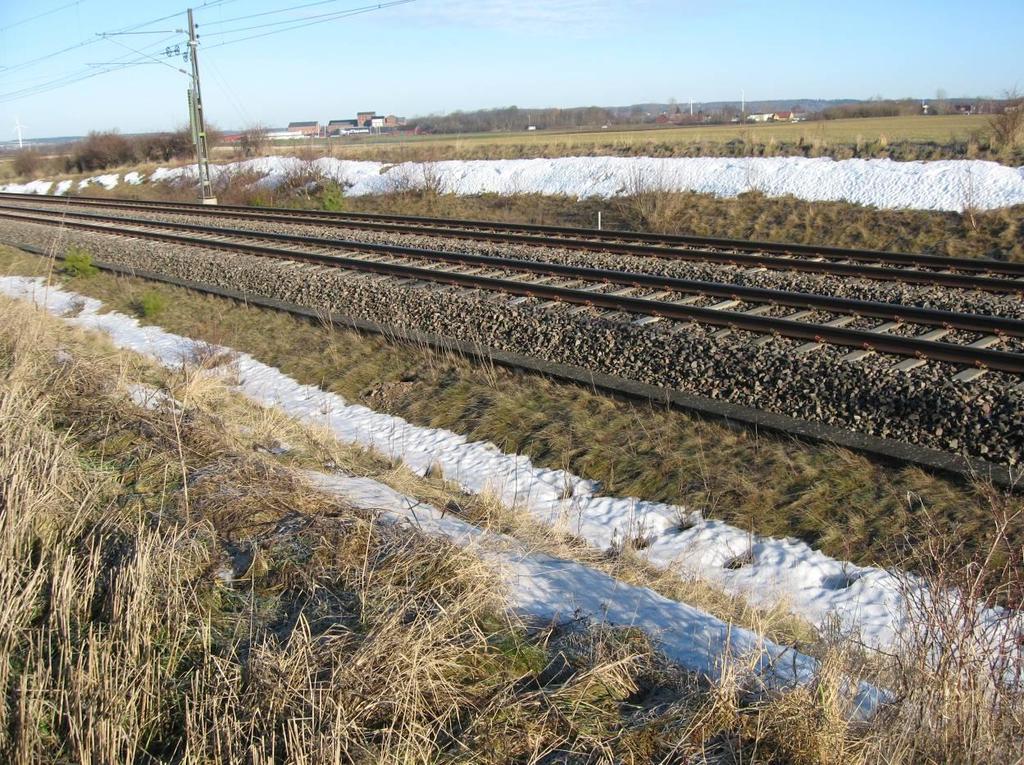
[
  {"xmin": 2, "ymin": 191, "xmax": 1023, "ymax": 293},
  {"xmin": 3, "ymin": 202, "xmax": 1024, "ymax": 376}
]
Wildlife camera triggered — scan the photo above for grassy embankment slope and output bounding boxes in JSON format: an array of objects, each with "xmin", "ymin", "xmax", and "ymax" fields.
[{"xmin": 1, "ymin": 285, "xmax": 801, "ymax": 762}]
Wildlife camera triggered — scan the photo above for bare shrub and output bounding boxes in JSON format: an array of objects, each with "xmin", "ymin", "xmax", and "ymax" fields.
[
  {"xmin": 132, "ymin": 128, "xmax": 194, "ymax": 162},
  {"xmin": 382, "ymin": 162, "xmax": 449, "ymax": 196},
  {"xmin": 210, "ymin": 166, "xmax": 268, "ymax": 205},
  {"xmin": 989, "ymin": 92, "xmax": 1024, "ymax": 150},
  {"xmin": 961, "ymin": 165, "xmax": 980, "ymax": 230},
  {"xmin": 12, "ymin": 149, "xmax": 41, "ymax": 178},
  {"xmin": 868, "ymin": 502, "xmax": 1024, "ymax": 761},
  {"xmin": 239, "ymin": 125, "xmax": 268, "ymax": 157},
  {"xmin": 65, "ymin": 130, "xmax": 136, "ymax": 173},
  {"xmin": 275, "ymin": 160, "xmax": 331, "ymax": 203},
  {"xmin": 613, "ymin": 166, "xmax": 686, "ymax": 232},
  {"xmin": 419, "ymin": 161, "xmax": 449, "ymax": 195}
]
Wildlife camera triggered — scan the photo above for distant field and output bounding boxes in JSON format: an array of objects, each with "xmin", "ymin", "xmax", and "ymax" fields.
[
  {"xmin": 345, "ymin": 115, "xmax": 983, "ymax": 150},
  {"xmin": 1, "ymin": 115, "xmax": 1010, "ymax": 181},
  {"xmin": 209, "ymin": 115, "xmax": 1004, "ymax": 164}
]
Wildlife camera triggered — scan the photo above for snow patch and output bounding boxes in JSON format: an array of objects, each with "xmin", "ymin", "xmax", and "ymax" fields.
[
  {"xmin": 305, "ymin": 470, "xmax": 885, "ymax": 717},
  {"xmin": 150, "ymin": 155, "xmax": 1024, "ymax": 212},
  {"xmin": 7, "ymin": 155, "xmax": 1024, "ymax": 211},
  {"xmin": 125, "ymin": 382, "xmax": 180, "ymax": 412},
  {"xmin": 0, "ymin": 179, "xmax": 53, "ymax": 195},
  {"xmin": 78, "ymin": 173, "xmax": 119, "ymax": 190}
]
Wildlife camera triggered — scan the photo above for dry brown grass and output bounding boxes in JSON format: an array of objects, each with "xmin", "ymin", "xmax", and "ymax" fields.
[
  {"xmin": 2, "ymin": 278, "xmax": 1023, "ymax": 761},
  {"xmin": 202, "ymin": 115, "xmax": 1020, "ymax": 166},
  {"xmin": 0, "ymin": 293, "xmax": 819, "ymax": 761}
]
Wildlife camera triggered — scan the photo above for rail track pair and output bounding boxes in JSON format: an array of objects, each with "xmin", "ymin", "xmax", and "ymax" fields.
[{"xmin": 0, "ymin": 192, "xmax": 1022, "ymax": 377}]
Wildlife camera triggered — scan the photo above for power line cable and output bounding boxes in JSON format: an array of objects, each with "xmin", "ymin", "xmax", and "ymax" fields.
[
  {"xmin": 0, "ymin": 1, "xmax": 231, "ymax": 77},
  {"xmin": 201, "ymin": 0, "xmax": 412, "ymax": 36},
  {"xmin": 0, "ymin": 33, "xmax": 182, "ymax": 103},
  {"xmin": 0, "ymin": 1, "xmax": 82, "ymax": 34},
  {"xmin": 0, "ymin": 0, "xmax": 408, "ymax": 104},
  {"xmin": 205, "ymin": 56, "xmax": 254, "ymax": 126},
  {"xmin": 197, "ymin": 0, "xmax": 361, "ymax": 28},
  {"xmin": 204, "ymin": 0, "xmax": 414, "ymax": 48},
  {"xmin": 98, "ymin": 34, "xmax": 191, "ymax": 76}
]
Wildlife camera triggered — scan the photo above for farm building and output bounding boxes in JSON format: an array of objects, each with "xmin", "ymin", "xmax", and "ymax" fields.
[
  {"xmin": 287, "ymin": 121, "xmax": 320, "ymax": 136},
  {"xmin": 326, "ymin": 119, "xmax": 358, "ymax": 136},
  {"xmin": 354, "ymin": 111, "xmax": 405, "ymax": 130}
]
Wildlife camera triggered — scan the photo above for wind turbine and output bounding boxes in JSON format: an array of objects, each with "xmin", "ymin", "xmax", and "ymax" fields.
[{"xmin": 13, "ymin": 116, "xmax": 27, "ymax": 149}]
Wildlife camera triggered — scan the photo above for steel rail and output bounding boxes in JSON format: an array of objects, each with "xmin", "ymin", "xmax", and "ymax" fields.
[
  {"xmin": 2, "ymin": 192, "xmax": 1023, "ymax": 291},
  {"xmin": 4, "ymin": 207, "xmax": 1024, "ymax": 374},
  {"xmin": 5, "ymin": 203, "xmax": 1024, "ymax": 340},
  {"xmin": 9, "ymin": 191, "xmax": 1024, "ymax": 277}
]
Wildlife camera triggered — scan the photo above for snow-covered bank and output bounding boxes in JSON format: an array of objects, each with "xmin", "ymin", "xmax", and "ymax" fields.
[
  {"xmin": 2, "ymin": 275, "xmax": 1019, "ymax": 663},
  {"xmin": 5, "ymin": 154, "xmax": 1024, "ymax": 211}
]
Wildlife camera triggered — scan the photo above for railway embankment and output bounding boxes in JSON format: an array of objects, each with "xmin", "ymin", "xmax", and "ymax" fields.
[{"xmin": 2, "ymin": 216, "xmax": 1021, "ymax": 470}]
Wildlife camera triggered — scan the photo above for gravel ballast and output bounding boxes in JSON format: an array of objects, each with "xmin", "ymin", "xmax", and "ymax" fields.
[
  {"xmin": 3, "ymin": 218, "xmax": 1022, "ymax": 469},
  {"xmin": 9, "ymin": 202, "xmax": 1020, "ymax": 320}
]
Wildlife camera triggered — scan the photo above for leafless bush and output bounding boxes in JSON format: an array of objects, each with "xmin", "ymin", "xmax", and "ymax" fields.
[
  {"xmin": 132, "ymin": 128, "xmax": 194, "ymax": 162},
  {"xmin": 989, "ymin": 92, "xmax": 1024, "ymax": 149},
  {"xmin": 868, "ymin": 502, "xmax": 1024, "ymax": 761},
  {"xmin": 65, "ymin": 130, "xmax": 136, "ymax": 172},
  {"xmin": 210, "ymin": 166, "xmax": 267, "ymax": 204},
  {"xmin": 276, "ymin": 160, "xmax": 330, "ymax": 201},
  {"xmin": 613, "ymin": 166, "xmax": 686, "ymax": 232},
  {"xmin": 12, "ymin": 149, "xmax": 42, "ymax": 178},
  {"xmin": 382, "ymin": 162, "xmax": 449, "ymax": 196},
  {"xmin": 961, "ymin": 166, "xmax": 981, "ymax": 230},
  {"xmin": 238, "ymin": 125, "xmax": 268, "ymax": 157}
]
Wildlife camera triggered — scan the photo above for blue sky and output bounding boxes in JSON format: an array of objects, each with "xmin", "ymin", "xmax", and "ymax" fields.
[{"xmin": 1, "ymin": 0, "xmax": 1022, "ymax": 138}]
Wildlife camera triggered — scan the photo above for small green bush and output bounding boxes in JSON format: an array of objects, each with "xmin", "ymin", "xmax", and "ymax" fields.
[
  {"xmin": 62, "ymin": 248, "xmax": 98, "ymax": 278},
  {"xmin": 320, "ymin": 182, "xmax": 346, "ymax": 212},
  {"xmin": 135, "ymin": 291, "xmax": 168, "ymax": 318}
]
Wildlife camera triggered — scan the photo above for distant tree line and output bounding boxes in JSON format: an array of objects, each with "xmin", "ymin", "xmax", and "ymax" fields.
[
  {"xmin": 8, "ymin": 127, "xmax": 219, "ymax": 179},
  {"xmin": 814, "ymin": 97, "xmax": 1016, "ymax": 120},
  {"xmin": 816, "ymin": 100, "xmax": 920, "ymax": 120},
  {"xmin": 409, "ymin": 106, "xmax": 618, "ymax": 133},
  {"xmin": 64, "ymin": 128, "xmax": 213, "ymax": 172}
]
